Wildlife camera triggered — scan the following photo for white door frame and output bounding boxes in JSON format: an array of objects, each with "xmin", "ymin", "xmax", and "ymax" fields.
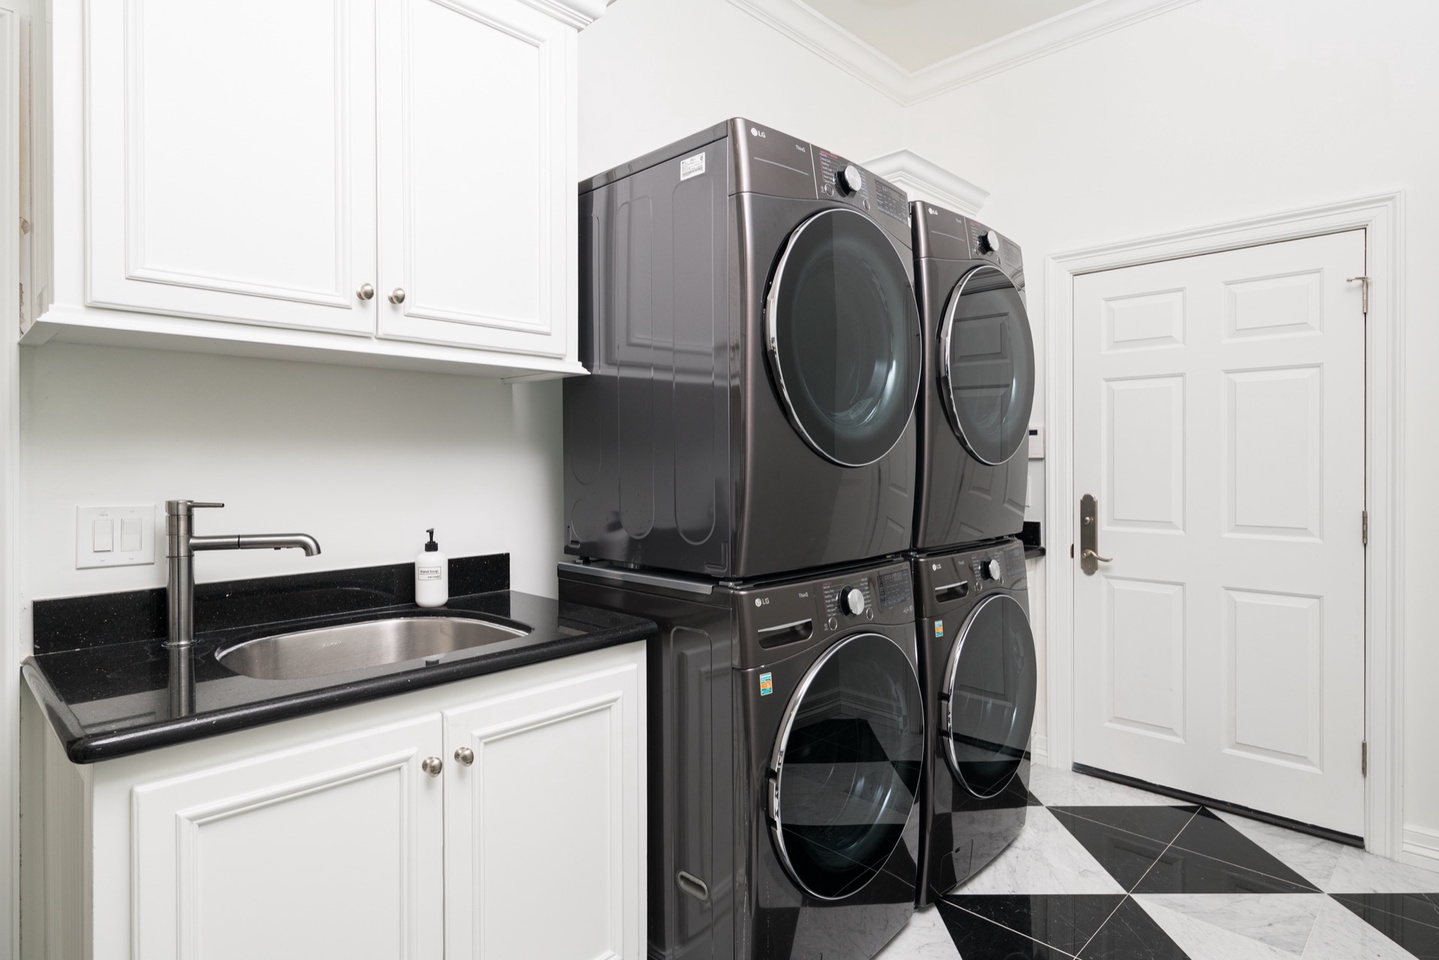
[{"xmin": 1043, "ymin": 193, "xmax": 1405, "ymax": 857}]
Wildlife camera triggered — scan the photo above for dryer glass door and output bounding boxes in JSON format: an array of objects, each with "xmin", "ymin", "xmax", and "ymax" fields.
[
  {"xmin": 939, "ymin": 265, "xmax": 1036, "ymax": 465},
  {"xmin": 768, "ymin": 632, "xmax": 924, "ymax": 901},
  {"xmin": 944, "ymin": 593, "xmax": 1037, "ymax": 798},
  {"xmin": 766, "ymin": 208, "xmax": 922, "ymax": 467}
]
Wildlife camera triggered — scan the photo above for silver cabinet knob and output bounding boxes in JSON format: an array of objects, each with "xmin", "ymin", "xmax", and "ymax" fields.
[
  {"xmin": 454, "ymin": 746, "xmax": 474, "ymax": 766},
  {"xmin": 389, "ymin": 288, "xmax": 407, "ymax": 305},
  {"xmin": 357, "ymin": 283, "xmax": 375, "ymax": 301},
  {"xmin": 421, "ymin": 756, "xmax": 443, "ymax": 777}
]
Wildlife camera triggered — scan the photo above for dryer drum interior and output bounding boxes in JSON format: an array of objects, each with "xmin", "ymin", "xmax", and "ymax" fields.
[
  {"xmin": 942, "ymin": 592, "xmax": 1037, "ymax": 799},
  {"xmin": 938, "ymin": 264, "xmax": 1036, "ymax": 466},
  {"xmin": 766, "ymin": 207, "xmax": 922, "ymax": 468},
  {"xmin": 768, "ymin": 632, "xmax": 925, "ymax": 901}
]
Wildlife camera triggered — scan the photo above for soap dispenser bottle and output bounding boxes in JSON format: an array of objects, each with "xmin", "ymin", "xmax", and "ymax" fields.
[{"xmin": 415, "ymin": 528, "xmax": 448, "ymax": 608}]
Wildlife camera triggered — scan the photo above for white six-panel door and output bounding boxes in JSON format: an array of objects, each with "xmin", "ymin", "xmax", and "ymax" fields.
[{"xmin": 1071, "ymin": 230, "xmax": 1366, "ymax": 836}]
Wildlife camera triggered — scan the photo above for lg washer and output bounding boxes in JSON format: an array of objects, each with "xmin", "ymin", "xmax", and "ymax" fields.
[
  {"xmin": 910, "ymin": 538, "xmax": 1036, "ymax": 904},
  {"xmin": 559, "ymin": 557, "xmax": 924, "ymax": 960},
  {"xmin": 911, "ymin": 203, "xmax": 1035, "ymax": 551},
  {"xmin": 564, "ymin": 118, "xmax": 921, "ymax": 579}
]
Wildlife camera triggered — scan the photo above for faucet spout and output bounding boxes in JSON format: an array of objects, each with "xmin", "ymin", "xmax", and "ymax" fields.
[
  {"xmin": 164, "ymin": 500, "xmax": 321, "ymax": 649},
  {"xmin": 191, "ymin": 533, "xmax": 322, "ymax": 555}
]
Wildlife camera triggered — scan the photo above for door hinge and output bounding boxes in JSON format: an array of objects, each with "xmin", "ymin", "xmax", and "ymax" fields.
[
  {"xmin": 1362, "ymin": 510, "xmax": 1369, "ymax": 547},
  {"xmin": 1362, "ymin": 740, "xmax": 1368, "ymax": 777},
  {"xmin": 1347, "ymin": 275, "xmax": 1370, "ymax": 314}
]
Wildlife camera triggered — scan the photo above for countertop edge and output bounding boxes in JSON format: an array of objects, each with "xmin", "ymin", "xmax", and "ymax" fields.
[{"xmin": 25, "ymin": 618, "xmax": 656, "ymax": 765}]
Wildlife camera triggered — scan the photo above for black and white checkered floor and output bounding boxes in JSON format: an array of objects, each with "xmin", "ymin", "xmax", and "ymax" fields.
[{"xmin": 876, "ymin": 766, "xmax": 1439, "ymax": 959}]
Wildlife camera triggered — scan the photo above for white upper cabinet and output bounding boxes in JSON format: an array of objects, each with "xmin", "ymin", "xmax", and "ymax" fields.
[
  {"xmin": 26, "ymin": 0, "xmax": 607, "ymax": 378},
  {"xmin": 377, "ymin": 0, "xmax": 573, "ymax": 357},
  {"xmin": 85, "ymin": 0, "xmax": 379, "ymax": 335}
]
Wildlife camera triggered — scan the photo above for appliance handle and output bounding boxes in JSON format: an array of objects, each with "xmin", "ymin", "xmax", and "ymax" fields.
[{"xmin": 677, "ymin": 871, "xmax": 710, "ymax": 903}]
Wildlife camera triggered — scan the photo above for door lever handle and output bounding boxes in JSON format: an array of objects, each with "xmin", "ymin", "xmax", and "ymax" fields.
[{"xmin": 1080, "ymin": 494, "xmax": 1111, "ymax": 575}]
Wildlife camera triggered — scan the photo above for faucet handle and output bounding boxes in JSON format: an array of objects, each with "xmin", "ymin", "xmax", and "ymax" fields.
[{"xmin": 165, "ymin": 500, "xmax": 226, "ymax": 515}]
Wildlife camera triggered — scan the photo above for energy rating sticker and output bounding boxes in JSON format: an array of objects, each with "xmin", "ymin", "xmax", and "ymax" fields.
[
  {"xmin": 935, "ymin": 620, "xmax": 944, "ymax": 638},
  {"xmin": 759, "ymin": 672, "xmax": 774, "ymax": 696}
]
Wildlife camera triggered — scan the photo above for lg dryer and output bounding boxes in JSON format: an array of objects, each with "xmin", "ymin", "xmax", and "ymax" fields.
[
  {"xmin": 911, "ymin": 204, "xmax": 1035, "ymax": 551},
  {"xmin": 564, "ymin": 119, "xmax": 921, "ymax": 579},
  {"xmin": 911, "ymin": 538, "xmax": 1036, "ymax": 904},
  {"xmin": 559, "ymin": 557, "xmax": 924, "ymax": 960}
]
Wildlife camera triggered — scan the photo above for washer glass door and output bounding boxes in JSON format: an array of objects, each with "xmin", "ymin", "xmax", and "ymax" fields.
[
  {"xmin": 766, "ymin": 208, "xmax": 922, "ymax": 467},
  {"xmin": 768, "ymin": 632, "xmax": 924, "ymax": 901},
  {"xmin": 939, "ymin": 265, "xmax": 1035, "ymax": 465},
  {"xmin": 944, "ymin": 593, "xmax": 1037, "ymax": 798}
]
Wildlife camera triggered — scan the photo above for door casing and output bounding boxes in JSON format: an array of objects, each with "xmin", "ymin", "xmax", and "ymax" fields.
[{"xmin": 1043, "ymin": 193, "xmax": 1405, "ymax": 857}]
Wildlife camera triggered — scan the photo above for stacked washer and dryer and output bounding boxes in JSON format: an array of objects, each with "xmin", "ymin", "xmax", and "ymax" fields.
[
  {"xmin": 557, "ymin": 118, "xmax": 1038, "ymax": 960},
  {"xmin": 908, "ymin": 203, "xmax": 1040, "ymax": 906}
]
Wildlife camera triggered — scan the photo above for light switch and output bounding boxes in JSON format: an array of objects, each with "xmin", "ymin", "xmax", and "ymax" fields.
[
  {"xmin": 92, "ymin": 519, "xmax": 115, "ymax": 553},
  {"xmin": 77, "ymin": 505, "xmax": 155, "ymax": 569}
]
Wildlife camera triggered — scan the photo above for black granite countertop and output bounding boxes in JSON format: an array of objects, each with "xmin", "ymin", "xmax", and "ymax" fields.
[{"xmin": 22, "ymin": 555, "xmax": 656, "ymax": 764}]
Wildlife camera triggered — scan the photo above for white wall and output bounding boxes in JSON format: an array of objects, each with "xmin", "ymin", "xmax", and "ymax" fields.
[
  {"xmin": 577, "ymin": 0, "xmax": 904, "ymax": 179},
  {"xmin": 19, "ymin": 344, "xmax": 566, "ymax": 613},
  {"xmin": 904, "ymin": 0, "xmax": 1439, "ymax": 858}
]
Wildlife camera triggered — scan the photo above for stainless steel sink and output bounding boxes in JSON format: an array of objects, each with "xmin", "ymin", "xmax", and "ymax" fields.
[{"xmin": 215, "ymin": 616, "xmax": 531, "ymax": 680}]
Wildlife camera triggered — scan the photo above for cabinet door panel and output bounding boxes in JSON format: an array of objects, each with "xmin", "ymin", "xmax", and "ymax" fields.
[
  {"xmin": 444, "ymin": 657, "xmax": 642, "ymax": 960},
  {"xmin": 85, "ymin": 0, "xmax": 377, "ymax": 333},
  {"xmin": 131, "ymin": 715, "xmax": 443, "ymax": 960},
  {"xmin": 377, "ymin": 0, "xmax": 573, "ymax": 356}
]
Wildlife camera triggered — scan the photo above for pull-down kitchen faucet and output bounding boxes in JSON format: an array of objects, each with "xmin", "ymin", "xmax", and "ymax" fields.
[{"xmin": 165, "ymin": 499, "xmax": 321, "ymax": 649}]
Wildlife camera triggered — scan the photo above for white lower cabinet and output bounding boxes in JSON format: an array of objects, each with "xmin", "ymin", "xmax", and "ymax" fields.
[{"xmin": 28, "ymin": 642, "xmax": 644, "ymax": 960}]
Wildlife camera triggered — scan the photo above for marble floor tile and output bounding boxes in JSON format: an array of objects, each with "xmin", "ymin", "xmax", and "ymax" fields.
[
  {"xmin": 1333, "ymin": 893, "xmax": 1439, "ymax": 959},
  {"xmin": 873, "ymin": 903, "xmax": 960, "ymax": 960},
  {"xmin": 1050, "ymin": 805, "xmax": 1201, "ymax": 846},
  {"xmin": 951, "ymin": 807, "xmax": 1126, "ymax": 896},
  {"xmin": 1167, "ymin": 809, "xmax": 1322, "ymax": 891},
  {"xmin": 1049, "ymin": 812, "xmax": 1176, "ymax": 891},
  {"xmin": 1327, "ymin": 845, "xmax": 1439, "ymax": 895},
  {"xmin": 1130, "ymin": 842, "xmax": 1322, "ymax": 896},
  {"xmin": 944, "ymin": 894, "xmax": 1125, "ymax": 953},
  {"xmin": 1301, "ymin": 896, "xmax": 1424, "ymax": 960},
  {"xmin": 1076, "ymin": 897, "xmax": 1192, "ymax": 959},
  {"xmin": 1332, "ymin": 892, "xmax": 1439, "ymax": 931},
  {"xmin": 1028, "ymin": 765, "xmax": 1179, "ymax": 807},
  {"xmin": 1212, "ymin": 811, "xmax": 1348, "ymax": 890},
  {"xmin": 935, "ymin": 900, "xmax": 1076, "ymax": 959},
  {"xmin": 1133, "ymin": 893, "xmax": 1327, "ymax": 957}
]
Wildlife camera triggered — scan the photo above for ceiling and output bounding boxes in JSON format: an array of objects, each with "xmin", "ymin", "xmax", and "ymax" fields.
[{"xmin": 802, "ymin": 0, "xmax": 1099, "ymax": 72}]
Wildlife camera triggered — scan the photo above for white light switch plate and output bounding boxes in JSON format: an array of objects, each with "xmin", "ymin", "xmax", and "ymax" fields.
[{"xmin": 77, "ymin": 505, "xmax": 155, "ymax": 568}]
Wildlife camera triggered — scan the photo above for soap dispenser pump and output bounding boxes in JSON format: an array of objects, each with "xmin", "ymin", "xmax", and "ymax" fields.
[{"xmin": 415, "ymin": 528, "xmax": 448, "ymax": 608}]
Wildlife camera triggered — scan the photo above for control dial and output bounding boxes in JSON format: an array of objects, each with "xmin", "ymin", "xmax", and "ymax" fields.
[
  {"xmin": 841, "ymin": 586, "xmax": 866, "ymax": 617},
  {"xmin": 978, "ymin": 558, "xmax": 1002, "ymax": 582},
  {"xmin": 976, "ymin": 229, "xmax": 999, "ymax": 254},
  {"xmin": 835, "ymin": 164, "xmax": 864, "ymax": 196}
]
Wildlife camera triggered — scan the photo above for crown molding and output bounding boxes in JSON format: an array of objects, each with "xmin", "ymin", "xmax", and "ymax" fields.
[
  {"xmin": 725, "ymin": 0, "xmax": 1198, "ymax": 106},
  {"xmin": 865, "ymin": 149, "xmax": 988, "ymax": 214},
  {"xmin": 725, "ymin": 0, "xmax": 913, "ymax": 102},
  {"xmin": 516, "ymin": 0, "xmax": 610, "ymax": 29}
]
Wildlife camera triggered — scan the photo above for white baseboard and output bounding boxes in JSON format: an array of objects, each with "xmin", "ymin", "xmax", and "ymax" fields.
[
  {"xmin": 1402, "ymin": 826, "xmax": 1439, "ymax": 875},
  {"xmin": 1030, "ymin": 734, "xmax": 1049, "ymax": 768}
]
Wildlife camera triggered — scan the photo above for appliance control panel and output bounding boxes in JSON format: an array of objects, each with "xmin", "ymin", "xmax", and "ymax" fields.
[
  {"xmin": 736, "ymin": 561, "xmax": 914, "ymax": 652},
  {"xmin": 815, "ymin": 149, "xmax": 908, "ymax": 223},
  {"xmin": 915, "ymin": 540, "xmax": 1027, "ymax": 614}
]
